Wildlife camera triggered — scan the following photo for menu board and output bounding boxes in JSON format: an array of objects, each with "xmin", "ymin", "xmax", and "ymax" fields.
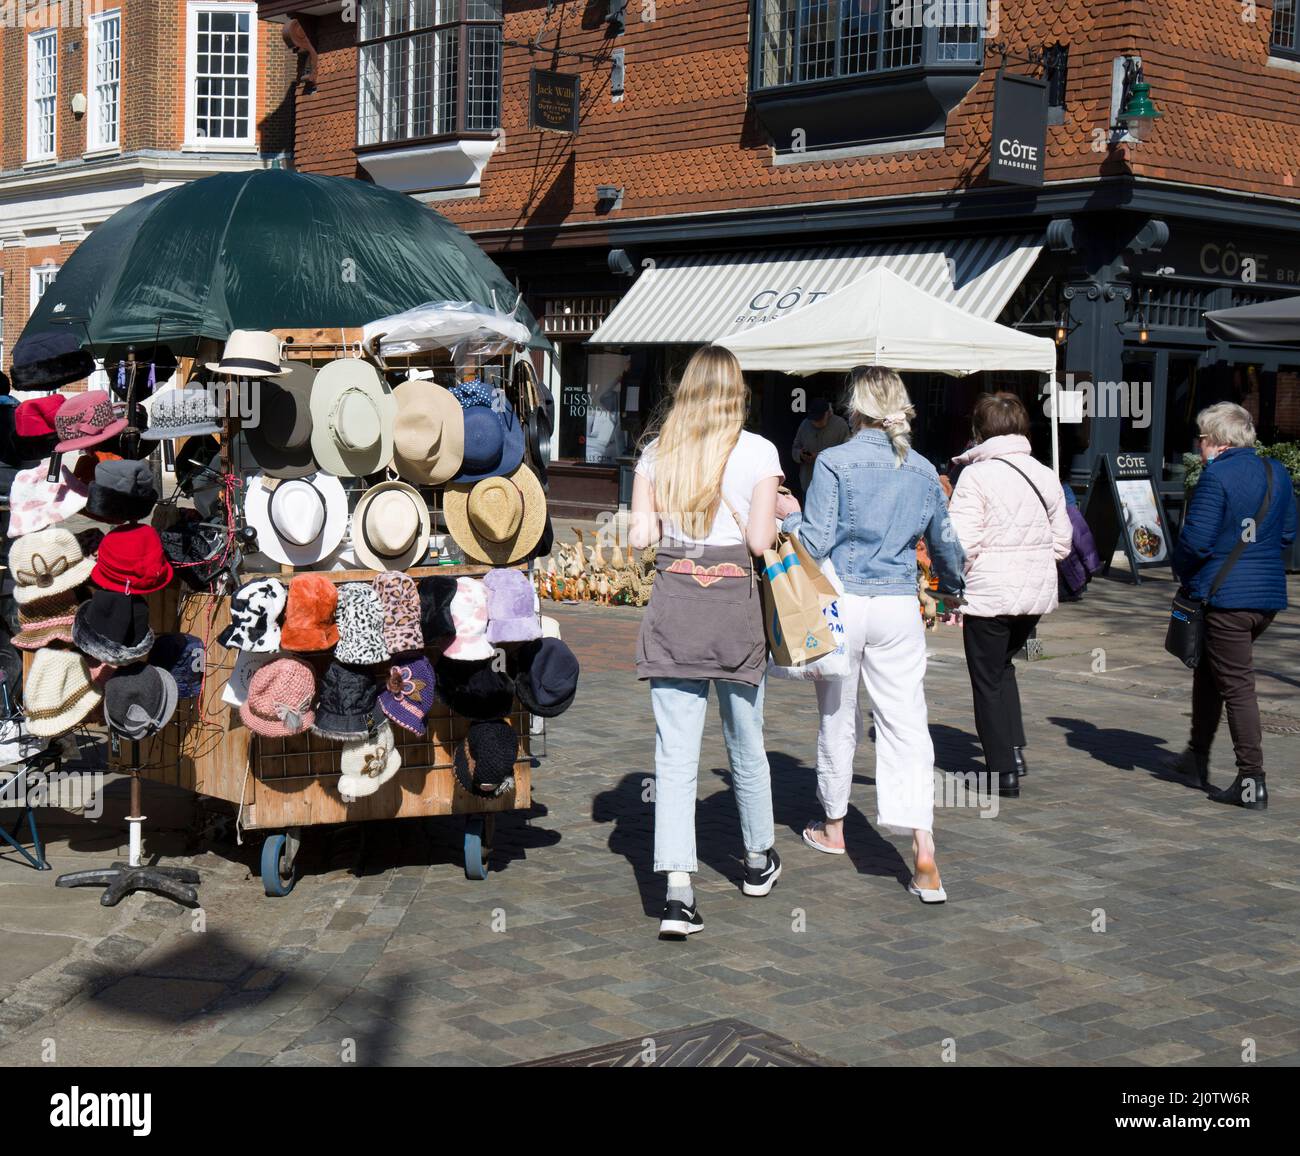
[{"xmin": 1083, "ymin": 453, "xmax": 1175, "ymax": 584}]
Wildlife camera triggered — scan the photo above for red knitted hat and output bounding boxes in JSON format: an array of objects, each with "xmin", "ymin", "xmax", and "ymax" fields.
[
  {"xmin": 14, "ymin": 394, "xmax": 66, "ymax": 438},
  {"xmin": 91, "ymin": 524, "xmax": 174, "ymax": 595}
]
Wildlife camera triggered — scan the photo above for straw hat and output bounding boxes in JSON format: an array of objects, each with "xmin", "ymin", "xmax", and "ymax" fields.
[
  {"xmin": 309, "ymin": 359, "xmax": 395, "ymax": 477},
  {"xmin": 391, "ymin": 380, "xmax": 464, "ymax": 485},
  {"xmin": 24, "ymin": 649, "xmax": 102, "ymax": 738},
  {"xmin": 207, "ymin": 330, "xmax": 284, "ymax": 378},
  {"xmin": 244, "ymin": 472, "xmax": 348, "ymax": 567},
  {"xmin": 350, "ymin": 480, "xmax": 431, "ymax": 571},
  {"xmin": 442, "ymin": 464, "xmax": 547, "ymax": 565}
]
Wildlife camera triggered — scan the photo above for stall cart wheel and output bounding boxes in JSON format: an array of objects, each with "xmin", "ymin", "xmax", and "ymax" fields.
[
  {"xmin": 463, "ymin": 815, "xmax": 494, "ymax": 880},
  {"xmin": 261, "ymin": 829, "xmax": 300, "ymax": 897}
]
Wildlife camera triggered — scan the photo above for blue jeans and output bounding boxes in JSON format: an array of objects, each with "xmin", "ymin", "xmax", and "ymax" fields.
[{"xmin": 650, "ymin": 677, "xmax": 775, "ymax": 874}]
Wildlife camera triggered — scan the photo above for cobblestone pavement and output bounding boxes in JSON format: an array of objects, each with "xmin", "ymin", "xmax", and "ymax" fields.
[{"xmin": 1, "ymin": 570, "xmax": 1298, "ymax": 1066}]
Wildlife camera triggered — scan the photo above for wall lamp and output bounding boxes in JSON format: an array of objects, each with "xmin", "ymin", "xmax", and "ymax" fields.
[{"xmin": 1110, "ymin": 56, "xmax": 1162, "ymax": 145}]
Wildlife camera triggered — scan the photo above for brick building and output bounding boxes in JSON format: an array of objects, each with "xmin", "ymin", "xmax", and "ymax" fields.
[
  {"xmin": 0, "ymin": 0, "xmax": 296, "ymax": 380},
  {"xmin": 270, "ymin": 3, "xmax": 1300, "ymax": 510}
]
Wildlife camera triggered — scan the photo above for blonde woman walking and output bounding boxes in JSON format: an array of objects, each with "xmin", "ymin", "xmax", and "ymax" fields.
[
  {"xmin": 629, "ymin": 346, "xmax": 783, "ymax": 939},
  {"xmin": 775, "ymin": 367, "xmax": 965, "ymax": 903}
]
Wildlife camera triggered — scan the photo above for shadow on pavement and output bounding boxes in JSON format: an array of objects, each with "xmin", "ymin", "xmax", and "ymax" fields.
[{"xmin": 1047, "ymin": 715, "xmax": 1204, "ymax": 790}]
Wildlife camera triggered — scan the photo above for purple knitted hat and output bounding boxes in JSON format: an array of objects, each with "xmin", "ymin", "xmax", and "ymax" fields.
[
  {"xmin": 378, "ymin": 655, "xmax": 436, "ymax": 735},
  {"xmin": 484, "ymin": 568, "xmax": 540, "ymax": 645}
]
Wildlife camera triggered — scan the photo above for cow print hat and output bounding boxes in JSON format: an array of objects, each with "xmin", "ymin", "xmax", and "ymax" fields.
[{"xmin": 218, "ymin": 577, "xmax": 288, "ymax": 653}]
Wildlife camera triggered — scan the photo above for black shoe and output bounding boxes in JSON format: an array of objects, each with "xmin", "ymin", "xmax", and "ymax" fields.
[
  {"xmin": 1209, "ymin": 773, "xmax": 1268, "ymax": 810},
  {"xmin": 742, "ymin": 848, "xmax": 782, "ymax": 896},
  {"xmin": 998, "ymin": 770, "xmax": 1020, "ymax": 798},
  {"xmin": 1013, "ymin": 747, "xmax": 1028, "ymax": 779},
  {"xmin": 1173, "ymin": 747, "xmax": 1211, "ymax": 788},
  {"xmin": 658, "ymin": 898, "xmax": 703, "ymax": 939}
]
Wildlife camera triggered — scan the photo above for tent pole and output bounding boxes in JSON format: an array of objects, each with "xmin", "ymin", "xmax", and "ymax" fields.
[{"xmin": 1049, "ymin": 370, "xmax": 1060, "ymax": 477}]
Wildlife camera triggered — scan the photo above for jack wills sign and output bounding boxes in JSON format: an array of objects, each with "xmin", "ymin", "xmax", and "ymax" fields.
[
  {"xmin": 530, "ymin": 69, "xmax": 580, "ymax": 134},
  {"xmin": 990, "ymin": 71, "xmax": 1047, "ymax": 187}
]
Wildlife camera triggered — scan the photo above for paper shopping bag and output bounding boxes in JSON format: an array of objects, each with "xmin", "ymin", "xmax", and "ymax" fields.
[{"xmin": 760, "ymin": 533, "xmax": 837, "ymax": 666}]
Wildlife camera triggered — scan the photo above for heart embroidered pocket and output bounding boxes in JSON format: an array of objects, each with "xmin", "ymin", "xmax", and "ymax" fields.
[{"xmin": 666, "ymin": 559, "xmax": 746, "ymax": 588}]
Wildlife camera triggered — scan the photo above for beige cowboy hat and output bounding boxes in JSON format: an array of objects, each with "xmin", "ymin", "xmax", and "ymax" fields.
[
  {"xmin": 443, "ymin": 463, "xmax": 547, "ymax": 565},
  {"xmin": 391, "ymin": 379, "xmax": 464, "ymax": 486},
  {"xmin": 309, "ymin": 359, "xmax": 396, "ymax": 477},
  {"xmin": 350, "ymin": 479, "xmax": 432, "ymax": 571}
]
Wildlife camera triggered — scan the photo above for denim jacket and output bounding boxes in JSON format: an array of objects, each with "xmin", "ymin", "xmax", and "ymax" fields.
[{"xmin": 781, "ymin": 428, "xmax": 966, "ymax": 597}]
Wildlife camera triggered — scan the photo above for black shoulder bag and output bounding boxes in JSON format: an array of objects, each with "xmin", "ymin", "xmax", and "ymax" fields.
[{"xmin": 1165, "ymin": 461, "xmax": 1274, "ymax": 670}]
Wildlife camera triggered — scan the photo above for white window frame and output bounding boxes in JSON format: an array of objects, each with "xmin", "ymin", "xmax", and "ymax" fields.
[
  {"xmin": 184, "ymin": 2, "xmax": 259, "ymax": 150},
  {"xmin": 27, "ymin": 29, "xmax": 58, "ymax": 163},
  {"xmin": 87, "ymin": 9, "xmax": 123, "ymax": 153},
  {"xmin": 30, "ymin": 265, "xmax": 59, "ymax": 316}
]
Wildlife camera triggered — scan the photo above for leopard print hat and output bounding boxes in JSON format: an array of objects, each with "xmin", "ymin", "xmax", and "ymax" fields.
[{"xmin": 333, "ymin": 581, "xmax": 391, "ymax": 666}]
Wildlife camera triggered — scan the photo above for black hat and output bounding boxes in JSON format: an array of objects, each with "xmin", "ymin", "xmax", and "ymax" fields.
[
  {"xmin": 453, "ymin": 719, "xmax": 518, "ymax": 797},
  {"xmin": 242, "ymin": 362, "xmax": 317, "ymax": 478},
  {"xmin": 72, "ymin": 588, "xmax": 155, "ymax": 666},
  {"xmin": 418, "ymin": 575, "xmax": 458, "ymax": 641},
  {"xmin": 160, "ymin": 513, "xmax": 237, "ymax": 590},
  {"xmin": 9, "ymin": 331, "xmax": 96, "ymax": 392},
  {"xmin": 84, "ymin": 459, "xmax": 159, "ymax": 524},
  {"xmin": 510, "ymin": 638, "xmax": 579, "ymax": 718},
  {"xmin": 808, "ymin": 397, "xmax": 832, "ymax": 420},
  {"xmin": 434, "ymin": 655, "xmax": 515, "ymax": 720},
  {"xmin": 173, "ymin": 437, "xmax": 222, "ymax": 518},
  {"xmin": 311, "ymin": 661, "xmax": 379, "ymax": 740},
  {"xmin": 527, "ymin": 514, "xmax": 554, "ymax": 563},
  {"xmin": 104, "ymin": 663, "xmax": 178, "ymax": 740}
]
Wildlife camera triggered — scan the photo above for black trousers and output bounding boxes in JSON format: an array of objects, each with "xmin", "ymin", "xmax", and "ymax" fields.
[
  {"xmin": 962, "ymin": 614, "xmax": 1040, "ymax": 776},
  {"xmin": 1191, "ymin": 609, "xmax": 1275, "ymax": 775}
]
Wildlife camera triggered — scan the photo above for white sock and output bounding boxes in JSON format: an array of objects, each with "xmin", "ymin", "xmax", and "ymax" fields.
[
  {"xmin": 666, "ymin": 871, "xmax": 693, "ymax": 904},
  {"xmin": 745, "ymin": 850, "xmax": 768, "ymax": 868}
]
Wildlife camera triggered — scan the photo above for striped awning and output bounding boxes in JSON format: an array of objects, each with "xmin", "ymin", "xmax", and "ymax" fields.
[{"xmin": 589, "ymin": 234, "xmax": 1043, "ymax": 346}]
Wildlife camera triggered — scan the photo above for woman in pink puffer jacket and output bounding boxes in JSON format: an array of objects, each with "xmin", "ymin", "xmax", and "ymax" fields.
[{"xmin": 948, "ymin": 392, "xmax": 1073, "ymax": 799}]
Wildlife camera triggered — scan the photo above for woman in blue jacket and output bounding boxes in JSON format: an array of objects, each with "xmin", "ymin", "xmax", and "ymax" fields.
[{"xmin": 1171, "ymin": 403, "xmax": 1297, "ymax": 809}]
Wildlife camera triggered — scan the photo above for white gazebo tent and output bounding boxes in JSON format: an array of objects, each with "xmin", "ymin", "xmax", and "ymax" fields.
[{"xmin": 717, "ymin": 266, "xmax": 1063, "ymax": 471}]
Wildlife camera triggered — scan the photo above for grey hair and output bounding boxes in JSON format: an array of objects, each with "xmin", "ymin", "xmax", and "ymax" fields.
[
  {"xmin": 843, "ymin": 365, "xmax": 914, "ymax": 466},
  {"xmin": 1197, "ymin": 401, "xmax": 1257, "ymax": 449}
]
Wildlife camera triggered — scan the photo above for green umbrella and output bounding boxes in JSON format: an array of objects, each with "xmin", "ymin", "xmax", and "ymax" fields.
[{"xmin": 19, "ymin": 168, "xmax": 547, "ymax": 353}]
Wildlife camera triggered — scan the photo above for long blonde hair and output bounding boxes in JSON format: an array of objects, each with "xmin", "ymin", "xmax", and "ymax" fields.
[
  {"xmin": 844, "ymin": 365, "xmax": 914, "ymax": 466},
  {"xmin": 646, "ymin": 346, "xmax": 749, "ymax": 540}
]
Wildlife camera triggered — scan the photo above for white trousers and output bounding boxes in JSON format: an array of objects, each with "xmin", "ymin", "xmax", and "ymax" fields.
[{"xmin": 813, "ymin": 593, "xmax": 935, "ymax": 833}]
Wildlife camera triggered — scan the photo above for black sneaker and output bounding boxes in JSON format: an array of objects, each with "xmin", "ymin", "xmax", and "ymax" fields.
[
  {"xmin": 658, "ymin": 898, "xmax": 703, "ymax": 939},
  {"xmin": 742, "ymin": 849, "xmax": 782, "ymax": 897}
]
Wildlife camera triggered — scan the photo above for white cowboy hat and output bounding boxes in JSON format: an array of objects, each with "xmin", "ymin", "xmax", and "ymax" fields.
[
  {"xmin": 206, "ymin": 330, "xmax": 284, "ymax": 378},
  {"xmin": 244, "ymin": 471, "xmax": 349, "ymax": 568},
  {"xmin": 309, "ymin": 359, "xmax": 396, "ymax": 477},
  {"xmin": 350, "ymin": 479, "xmax": 432, "ymax": 571}
]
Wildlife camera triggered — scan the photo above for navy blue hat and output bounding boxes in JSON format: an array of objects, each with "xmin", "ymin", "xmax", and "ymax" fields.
[
  {"xmin": 450, "ymin": 381, "xmax": 525, "ymax": 483},
  {"xmin": 9, "ymin": 331, "xmax": 96, "ymax": 392},
  {"xmin": 510, "ymin": 638, "xmax": 579, "ymax": 718},
  {"xmin": 150, "ymin": 632, "xmax": 205, "ymax": 699}
]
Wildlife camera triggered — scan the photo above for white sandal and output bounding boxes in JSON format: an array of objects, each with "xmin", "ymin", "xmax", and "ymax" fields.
[
  {"xmin": 802, "ymin": 821, "xmax": 846, "ymax": 856},
  {"xmin": 907, "ymin": 877, "xmax": 947, "ymax": 904}
]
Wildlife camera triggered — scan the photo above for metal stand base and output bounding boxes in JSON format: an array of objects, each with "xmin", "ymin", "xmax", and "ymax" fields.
[
  {"xmin": 56, "ymin": 861, "xmax": 201, "ymax": 907},
  {"xmin": 1, "ymin": 805, "xmax": 48, "ymax": 871}
]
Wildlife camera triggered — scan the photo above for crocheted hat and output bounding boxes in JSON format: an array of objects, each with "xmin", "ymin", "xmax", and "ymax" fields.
[
  {"xmin": 10, "ymin": 526, "xmax": 96, "ymax": 605},
  {"xmin": 12, "ymin": 589, "xmax": 80, "ymax": 650},
  {"xmin": 240, "ymin": 657, "xmax": 316, "ymax": 738},
  {"xmin": 337, "ymin": 719, "xmax": 402, "ymax": 802},
  {"xmin": 23, "ymin": 649, "xmax": 102, "ymax": 739},
  {"xmin": 378, "ymin": 655, "xmax": 436, "ymax": 735},
  {"xmin": 453, "ymin": 719, "xmax": 518, "ymax": 798}
]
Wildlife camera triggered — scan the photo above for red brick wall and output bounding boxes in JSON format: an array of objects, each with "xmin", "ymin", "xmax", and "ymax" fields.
[{"xmin": 277, "ymin": 2, "xmax": 1300, "ymax": 241}]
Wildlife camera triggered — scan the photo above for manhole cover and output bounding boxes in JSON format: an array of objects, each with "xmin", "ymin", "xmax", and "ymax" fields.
[{"xmin": 516, "ymin": 1018, "xmax": 833, "ymax": 1067}]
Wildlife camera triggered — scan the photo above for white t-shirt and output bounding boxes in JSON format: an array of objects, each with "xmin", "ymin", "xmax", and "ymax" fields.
[{"xmin": 636, "ymin": 430, "xmax": 783, "ymax": 546}]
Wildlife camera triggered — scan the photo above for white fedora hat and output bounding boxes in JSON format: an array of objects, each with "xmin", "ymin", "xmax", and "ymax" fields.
[
  {"xmin": 207, "ymin": 330, "xmax": 284, "ymax": 378},
  {"xmin": 309, "ymin": 359, "xmax": 396, "ymax": 477},
  {"xmin": 350, "ymin": 480, "xmax": 431, "ymax": 571},
  {"xmin": 244, "ymin": 471, "xmax": 349, "ymax": 567}
]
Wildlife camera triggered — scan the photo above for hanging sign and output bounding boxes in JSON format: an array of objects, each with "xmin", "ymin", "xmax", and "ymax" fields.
[
  {"xmin": 530, "ymin": 69, "xmax": 580, "ymax": 134},
  {"xmin": 990, "ymin": 72, "xmax": 1048, "ymax": 187},
  {"xmin": 1083, "ymin": 453, "xmax": 1175, "ymax": 584}
]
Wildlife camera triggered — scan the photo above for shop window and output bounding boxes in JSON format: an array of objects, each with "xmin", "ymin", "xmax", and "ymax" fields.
[
  {"xmin": 88, "ymin": 11, "xmax": 122, "ymax": 151},
  {"xmin": 357, "ymin": 0, "xmax": 503, "ymax": 148},
  {"xmin": 1276, "ymin": 368, "xmax": 1300, "ymax": 438},
  {"xmin": 185, "ymin": 3, "xmax": 258, "ymax": 148},
  {"xmin": 1272, "ymin": 0, "xmax": 1300, "ymax": 61},
  {"xmin": 750, "ymin": 1, "xmax": 985, "ymax": 152},
  {"xmin": 27, "ymin": 29, "xmax": 57, "ymax": 162}
]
